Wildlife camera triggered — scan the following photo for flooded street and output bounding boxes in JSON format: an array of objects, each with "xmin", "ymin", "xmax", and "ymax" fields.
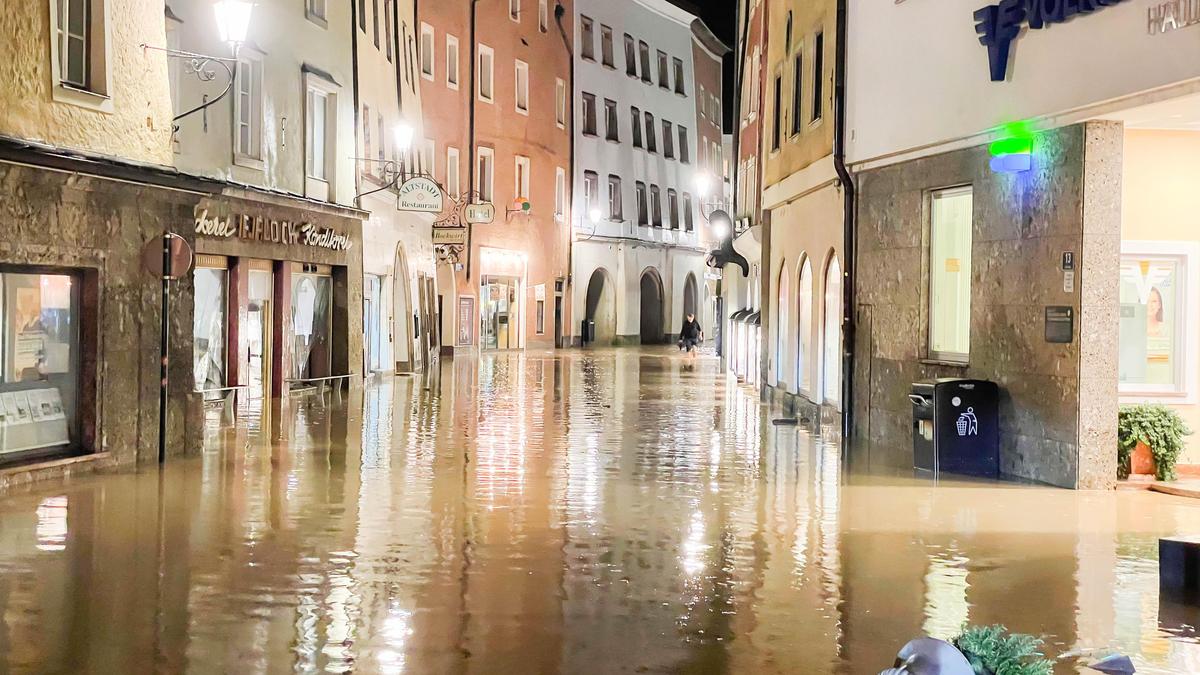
[{"xmin": 0, "ymin": 348, "xmax": 1198, "ymax": 674}]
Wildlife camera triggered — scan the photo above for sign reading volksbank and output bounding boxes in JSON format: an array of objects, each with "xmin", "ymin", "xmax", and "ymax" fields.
[
  {"xmin": 974, "ymin": 0, "xmax": 1128, "ymax": 81},
  {"xmin": 194, "ymin": 207, "xmax": 353, "ymax": 251},
  {"xmin": 398, "ymin": 176, "xmax": 444, "ymax": 213}
]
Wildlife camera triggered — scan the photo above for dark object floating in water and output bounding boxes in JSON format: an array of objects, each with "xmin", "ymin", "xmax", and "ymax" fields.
[
  {"xmin": 1088, "ymin": 655, "xmax": 1136, "ymax": 674},
  {"xmin": 771, "ymin": 418, "xmax": 799, "ymax": 426}
]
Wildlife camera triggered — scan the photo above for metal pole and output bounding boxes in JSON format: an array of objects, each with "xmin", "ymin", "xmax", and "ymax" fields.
[{"xmin": 159, "ymin": 232, "xmax": 171, "ymax": 464}]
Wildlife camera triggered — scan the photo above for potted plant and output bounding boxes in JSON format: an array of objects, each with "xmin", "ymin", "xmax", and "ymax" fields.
[{"xmin": 1118, "ymin": 404, "xmax": 1192, "ymax": 482}]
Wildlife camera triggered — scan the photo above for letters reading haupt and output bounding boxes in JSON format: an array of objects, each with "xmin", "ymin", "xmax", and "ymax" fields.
[{"xmin": 974, "ymin": 0, "xmax": 1128, "ymax": 81}]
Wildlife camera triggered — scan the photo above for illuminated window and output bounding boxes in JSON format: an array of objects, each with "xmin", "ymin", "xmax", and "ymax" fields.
[
  {"xmin": 446, "ymin": 35, "xmax": 459, "ymax": 89},
  {"xmin": 928, "ymin": 186, "xmax": 973, "ymax": 362},
  {"xmin": 477, "ymin": 44, "xmax": 494, "ymax": 102},
  {"xmin": 1119, "ymin": 243, "xmax": 1197, "ymax": 398},
  {"xmin": 420, "ymin": 23, "xmax": 434, "ymax": 80}
]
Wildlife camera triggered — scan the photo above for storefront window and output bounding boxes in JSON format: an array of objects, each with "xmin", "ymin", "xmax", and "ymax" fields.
[
  {"xmin": 0, "ymin": 271, "xmax": 79, "ymax": 461},
  {"xmin": 929, "ymin": 186, "xmax": 973, "ymax": 362},
  {"xmin": 1119, "ymin": 254, "xmax": 1186, "ymax": 395},
  {"xmin": 291, "ymin": 274, "xmax": 333, "ymax": 380},
  {"xmin": 193, "ymin": 267, "xmax": 227, "ymax": 392}
]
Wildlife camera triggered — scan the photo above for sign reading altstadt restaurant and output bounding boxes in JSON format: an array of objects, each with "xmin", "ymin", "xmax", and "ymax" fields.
[
  {"xmin": 194, "ymin": 206, "xmax": 353, "ymax": 251},
  {"xmin": 398, "ymin": 177, "xmax": 444, "ymax": 213}
]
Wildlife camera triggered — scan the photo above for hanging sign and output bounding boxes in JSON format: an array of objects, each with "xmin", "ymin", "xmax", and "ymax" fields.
[
  {"xmin": 466, "ymin": 202, "xmax": 496, "ymax": 224},
  {"xmin": 398, "ymin": 176, "xmax": 444, "ymax": 213},
  {"xmin": 974, "ymin": 0, "xmax": 1127, "ymax": 81},
  {"xmin": 432, "ymin": 227, "xmax": 467, "ymax": 245}
]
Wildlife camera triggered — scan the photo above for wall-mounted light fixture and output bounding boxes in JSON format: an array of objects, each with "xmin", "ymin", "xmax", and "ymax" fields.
[{"xmin": 989, "ymin": 120, "xmax": 1035, "ymax": 174}]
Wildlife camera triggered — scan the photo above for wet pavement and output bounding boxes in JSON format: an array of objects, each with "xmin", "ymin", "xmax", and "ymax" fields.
[{"xmin": 0, "ymin": 347, "xmax": 1199, "ymax": 674}]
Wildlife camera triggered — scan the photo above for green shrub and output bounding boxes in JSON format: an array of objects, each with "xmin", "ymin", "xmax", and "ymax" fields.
[
  {"xmin": 1117, "ymin": 404, "xmax": 1192, "ymax": 482},
  {"xmin": 953, "ymin": 625, "xmax": 1053, "ymax": 675}
]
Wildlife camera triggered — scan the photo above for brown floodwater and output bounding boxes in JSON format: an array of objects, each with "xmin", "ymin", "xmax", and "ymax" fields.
[{"xmin": 0, "ymin": 348, "xmax": 1198, "ymax": 674}]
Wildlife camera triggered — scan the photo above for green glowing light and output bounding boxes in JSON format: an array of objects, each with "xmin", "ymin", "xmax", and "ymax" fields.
[{"xmin": 989, "ymin": 137, "xmax": 1033, "ymax": 156}]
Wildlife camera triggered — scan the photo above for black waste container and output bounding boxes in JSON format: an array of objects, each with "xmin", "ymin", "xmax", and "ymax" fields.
[
  {"xmin": 581, "ymin": 319, "xmax": 596, "ymax": 344},
  {"xmin": 908, "ymin": 378, "xmax": 999, "ymax": 478}
]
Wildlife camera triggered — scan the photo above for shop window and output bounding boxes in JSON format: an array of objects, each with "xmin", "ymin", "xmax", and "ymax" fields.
[
  {"xmin": 928, "ymin": 186, "xmax": 973, "ymax": 362},
  {"xmin": 1119, "ymin": 244, "xmax": 1198, "ymax": 398},
  {"xmin": 193, "ymin": 267, "xmax": 227, "ymax": 393},
  {"xmin": 446, "ymin": 34, "xmax": 459, "ymax": 89},
  {"xmin": 823, "ymin": 255, "xmax": 842, "ymax": 404},
  {"xmin": 291, "ymin": 274, "xmax": 333, "ymax": 380},
  {"xmin": 0, "ymin": 270, "xmax": 81, "ymax": 463}
]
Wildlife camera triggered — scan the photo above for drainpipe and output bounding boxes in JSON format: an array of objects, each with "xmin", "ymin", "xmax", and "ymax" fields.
[
  {"xmin": 351, "ymin": 0, "xmax": 362, "ymax": 208},
  {"xmin": 555, "ymin": 1, "xmax": 574, "ymax": 342},
  {"xmin": 466, "ymin": 0, "xmax": 478, "ymax": 282},
  {"xmin": 833, "ymin": 0, "xmax": 856, "ymax": 441},
  {"xmin": 730, "ymin": 0, "xmax": 751, "ymax": 217}
]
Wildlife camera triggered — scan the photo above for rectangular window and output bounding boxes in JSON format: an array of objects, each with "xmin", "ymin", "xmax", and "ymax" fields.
[
  {"xmin": 580, "ymin": 16, "xmax": 595, "ymax": 61},
  {"xmin": 699, "ymin": 85, "xmax": 707, "ymax": 119},
  {"xmin": 583, "ymin": 171, "xmax": 599, "ymax": 214},
  {"xmin": 639, "ymin": 41, "xmax": 651, "ymax": 83},
  {"xmin": 446, "ymin": 146, "xmax": 460, "ymax": 197},
  {"xmin": 650, "ymin": 185, "xmax": 662, "ymax": 227},
  {"xmin": 677, "ymin": 126, "xmax": 689, "ymax": 163},
  {"xmin": 791, "ymin": 51, "xmax": 803, "ymax": 135},
  {"xmin": 377, "ymin": 114, "xmax": 385, "ymax": 169},
  {"xmin": 555, "ymin": 167, "xmax": 566, "ymax": 220},
  {"xmin": 604, "ymin": 99, "xmax": 619, "ymax": 142},
  {"xmin": 673, "ymin": 57, "xmax": 685, "ymax": 95},
  {"xmin": 929, "ymin": 186, "xmax": 973, "ymax": 362},
  {"xmin": 582, "ymin": 92, "xmax": 597, "ymax": 136},
  {"xmin": 536, "ymin": 299, "xmax": 545, "ymax": 335},
  {"xmin": 509, "ymin": 0, "xmax": 520, "ymax": 21},
  {"xmin": 55, "ymin": 0, "xmax": 106, "ymax": 94},
  {"xmin": 771, "ymin": 73, "xmax": 782, "ymax": 151},
  {"xmin": 607, "ymin": 175, "xmax": 622, "ymax": 220},
  {"xmin": 234, "ymin": 55, "xmax": 263, "ymax": 161},
  {"xmin": 307, "ymin": 0, "xmax": 326, "ymax": 22},
  {"xmin": 683, "ymin": 193, "xmax": 694, "ymax": 231},
  {"xmin": 359, "ymin": 0, "xmax": 366, "ymax": 31},
  {"xmin": 662, "ymin": 120, "xmax": 674, "ymax": 159},
  {"xmin": 668, "ymin": 188, "xmax": 679, "ymax": 229},
  {"xmin": 635, "ymin": 182, "xmax": 648, "ymax": 226},
  {"xmin": 514, "ymin": 155, "xmax": 531, "ymax": 201},
  {"xmin": 539, "ymin": 0, "xmax": 548, "ymax": 32},
  {"xmin": 657, "ymin": 50, "xmax": 669, "ymax": 89},
  {"xmin": 600, "ymin": 25, "xmax": 614, "ymax": 68},
  {"xmin": 362, "ymin": 103, "xmax": 372, "ymax": 171},
  {"xmin": 420, "ymin": 23, "xmax": 434, "ymax": 80},
  {"xmin": 515, "ymin": 60, "xmax": 530, "ymax": 114},
  {"xmin": 306, "ymin": 88, "xmax": 329, "ymax": 180},
  {"xmin": 384, "ymin": 0, "xmax": 393, "ymax": 61},
  {"xmin": 446, "ymin": 34, "xmax": 459, "ymax": 89},
  {"xmin": 556, "ymin": 78, "xmax": 567, "ymax": 128},
  {"xmin": 372, "ymin": 0, "xmax": 380, "ymax": 47},
  {"xmin": 0, "ymin": 269, "xmax": 83, "ymax": 464},
  {"xmin": 811, "ymin": 31, "xmax": 824, "ymax": 123},
  {"xmin": 1119, "ymin": 245, "xmax": 1197, "ymax": 397},
  {"xmin": 476, "ymin": 147, "xmax": 494, "ymax": 202},
  {"xmin": 422, "ymin": 138, "xmax": 435, "ymax": 177},
  {"xmin": 193, "ymin": 266, "xmax": 227, "ymax": 396},
  {"xmin": 478, "ymin": 44, "xmax": 494, "ymax": 102},
  {"xmin": 644, "ymin": 112, "xmax": 656, "ymax": 153},
  {"xmin": 630, "ymin": 107, "xmax": 643, "ymax": 148},
  {"xmin": 624, "ymin": 34, "xmax": 637, "ymax": 77}
]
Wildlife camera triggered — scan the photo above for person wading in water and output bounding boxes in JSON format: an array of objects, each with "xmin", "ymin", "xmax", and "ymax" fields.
[{"xmin": 678, "ymin": 312, "xmax": 703, "ymax": 357}]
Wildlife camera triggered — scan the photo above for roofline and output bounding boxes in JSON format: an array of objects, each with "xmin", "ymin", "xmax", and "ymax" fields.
[
  {"xmin": 633, "ymin": 0, "xmax": 699, "ymax": 27},
  {"xmin": 691, "ymin": 18, "xmax": 731, "ymax": 59}
]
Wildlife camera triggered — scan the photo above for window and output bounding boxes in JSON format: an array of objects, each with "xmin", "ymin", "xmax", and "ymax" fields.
[
  {"xmin": 657, "ymin": 50, "xmax": 669, "ymax": 88},
  {"xmin": 580, "ymin": 16, "xmax": 595, "ymax": 61},
  {"xmin": 358, "ymin": 0, "xmax": 366, "ymax": 31},
  {"xmin": 662, "ymin": 120, "xmax": 674, "ymax": 159},
  {"xmin": 823, "ymin": 256, "xmax": 842, "ymax": 404},
  {"xmin": 699, "ymin": 85, "xmax": 707, "ymax": 119},
  {"xmin": 771, "ymin": 73, "xmax": 782, "ymax": 151},
  {"xmin": 583, "ymin": 171, "xmax": 599, "ymax": 214},
  {"xmin": 446, "ymin": 34, "xmax": 459, "ymax": 89},
  {"xmin": 582, "ymin": 92, "xmax": 597, "ymax": 136},
  {"xmin": 422, "ymin": 138, "xmax": 434, "ymax": 177},
  {"xmin": 306, "ymin": 87, "xmax": 330, "ymax": 181},
  {"xmin": 630, "ymin": 107, "xmax": 643, "ymax": 147},
  {"xmin": 797, "ymin": 258, "xmax": 813, "ymax": 391},
  {"xmin": 604, "ymin": 99, "xmax": 619, "ymax": 142},
  {"xmin": 420, "ymin": 23, "xmax": 434, "ymax": 80},
  {"xmin": 929, "ymin": 186, "xmax": 973, "ymax": 362},
  {"xmin": 639, "ymin": 41, "xmax": 651, "ymax": 83},
  {"xmin": 673, "ymin": 57, "xmax": 685, "ymax": 95},
  {"xmin": 600, "ymin": 25, "xmax": 614, "ymax": 68},
  {"xmin": 635, "ymin": 181, "xmax": 648, "ymax": 226},
  {"xmin": 607, "ymin": 175, "xmax": 622, "ymax": 220},
  {"xmin": 55, "ymin": 0, "xmax": 96, "ymax": 92},
  {"xmin": 377, "ymin": 114, "xmax": 385, "ymax": 169},
  {"xmin": 0, "ymin": 270, "xmax": 83, "ymax": 463},
  {"xmin": 446, "ymin": 146, "xmax": 460, "ymax": 197},
  {"xmin": 791, "ymin": 51, "xmax": 803, "ymax": 136},
  {"xmin": 1119, "ymin": 244, "xmax": 1198, "ymax": 398},
  {"xmin": 536, "ymin": 299, "xmax": 545, "ymax": 334},
  {"xmin": 372, "ymin": 0, "xmax": 380, "ymax": 47},
  {"xmin": 644, "ymin": 112, "xmax": 656, "ymax": 153},
  {"xmin": 677, "ymin": 126, "xmax": 689, "ymax": 163},
  {"xmin": 307, "ymin": 0, "xmax": 327, "ymax": 23},
  {"xmin": 650, "ymin": 185, "xmax": 662, "ymax": 227},
  {"xmin": 478, "ymin": 44, "xmax": 494, "ymax": 102},
  {"xmin": 514, "ymin": 155, "xmax": 530, "ymax": 201},
  {"xmin": 811, "ymin": 31, "xmax": 824, "ymax": 123},
  {"xmin": 556, "ymin": 78, "xmax": 567, "ymax": 128},
  {"xmin": 668, "ymin": 189, "xmax": 679, "ymax": 229},
  {"xmin": 683, "ymin": 193, "xmax": 693, "ymax": 231},
  {"xmin": 234, "ymin": 54, "xmax": 263, "ymax": 162},
  {"xmin": 362, "ymin": 104, "xmax": 372, "ymax": 171},
  {"xmin": 624, "ymin": 34, "xmax": 637, "ymax": 77},
  {"xmin": 555, "ymin": 167, "xmax": 566, "ymax": 220},
  {"xmin": 509, "ymin": 0, "xmax": 520, "ymax": 22},
  {"xmin": 539, "ymin": 0, "xmax": 548, "ymax": 32},
  {"xmin": 515, "ymin": 60, "xmax": 530, "ymax": 114},
  {"xmin": 476, "ymin": 147, "xmax": 494, "ymax": 202}
]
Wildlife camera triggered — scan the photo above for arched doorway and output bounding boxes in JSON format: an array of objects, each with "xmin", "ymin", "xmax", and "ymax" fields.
[
  {"xmin": 683, "ymin": 273, "xmax": 698, "ymax": 318},
  {"xmin": 796, "ymin": 256, "xmax": 813, "ymax": 392},
  {"xmin": 393, "ymin": 245, "xmax": 414, "ymax": 372},
  {"xmin": 584, "ymin": 268, "xmax": 617, "ymax": 345},
  {"xmin": 776, "ymin": 262, "xmax": 790, "ymax": 384},
  {"xmin": 639, "ymin": 269, "xmax": 665, "ymax": 344},
  {"xmin": 823, "ymin": 254, "xmax": 842, "ymax": 406}
]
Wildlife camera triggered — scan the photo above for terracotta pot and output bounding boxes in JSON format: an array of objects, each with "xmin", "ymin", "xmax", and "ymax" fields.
[{"xmin": 1130, "ymin": 440, "xmax": 1158, "ymax": 478}]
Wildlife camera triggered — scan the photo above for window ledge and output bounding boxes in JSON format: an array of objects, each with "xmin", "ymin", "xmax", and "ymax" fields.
[
  {"xmin": 305, "ymin": 11, "xmax": 329, "ymax": 29},
  {"xmin": 919, "ymin": 358, "xmax": 969, "ymax": 368},
  {"xmin": 233, "ymin": 153, "xmax": 265, "ymax": 171},
  {"xmin": 516, "ymin": 107, "xmax": 529, "ymax": 116},
  {"xmin": 52, "ymin": 83, "xmax": 113, "ymax": 114}
]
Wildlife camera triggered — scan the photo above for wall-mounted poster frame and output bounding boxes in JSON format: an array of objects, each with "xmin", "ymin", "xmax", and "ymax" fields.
[{"xmin": 457, "ymin": 295, "xmax": 476, "ymax": 347}]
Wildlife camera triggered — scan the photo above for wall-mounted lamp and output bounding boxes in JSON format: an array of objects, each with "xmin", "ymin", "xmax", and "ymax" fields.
[{"xmin": 988, "ymin": 121, "xmax": 1035, "ymax": 174}]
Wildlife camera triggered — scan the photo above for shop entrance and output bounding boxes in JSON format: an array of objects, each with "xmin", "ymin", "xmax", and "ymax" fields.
[
  {"xmin": 246, "ymin": 267, "xmax": 273, "ymax": 399},
  {"xmin": 639, "ymin": 269, "xmax": 665, "ymax": 344},
  {"xmin": 481, "ymin": 275, "xmax": 521, "ymax": 350},
  {"xmin": 290, "ymin": 267, "xmax": 333, "ymax": 382},
  {"xmin": 364, "ymin": 274, "xmax": 383, "ymax": 374}
]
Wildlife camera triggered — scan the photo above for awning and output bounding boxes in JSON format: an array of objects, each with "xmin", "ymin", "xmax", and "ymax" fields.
[
  {"xmin": 748, "ymin": 311, "xmax": 761, "ymax": 326},
  {"xmin": 730, "ymin": 308, "xmax": 752, "ymax": 322}
]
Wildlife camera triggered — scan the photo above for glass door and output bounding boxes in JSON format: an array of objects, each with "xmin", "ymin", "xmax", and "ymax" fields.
[{"xmin": 247, "ymin": 269, "xmax": 272, "ymax": 399}]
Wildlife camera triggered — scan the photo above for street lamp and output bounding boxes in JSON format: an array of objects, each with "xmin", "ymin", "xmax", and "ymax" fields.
[
  {"xmin": 213, "ymin": 1, "xmax": 254, "ymax": 46},
  {"xmin": 588, "ymin": 207, "xmax": 603, "ymax": 225},
  {"xmin": 693, "ymin": 172, "xmax": 712, "ymax": 198},
  {"xmin": 394, "ymin": 121, "xmax": 414, "ymax": 152},
  {"xmin": 708, "ymin": 210, "xmax": 732, "ymax": 240}
]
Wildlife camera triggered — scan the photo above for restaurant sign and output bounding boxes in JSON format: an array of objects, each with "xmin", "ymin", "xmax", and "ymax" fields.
[
  {"xmin": 194, "ymin": 206, "xmax": 353, "ymax": 251},
  {"xmin": 398, "ymin": 176, "xmax": 444, "ymax": 213}
]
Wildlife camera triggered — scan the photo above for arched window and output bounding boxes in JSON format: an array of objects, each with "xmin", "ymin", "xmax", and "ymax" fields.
[
  {"xmin": 776, "ymin": 263, "xmax": 790, "ymax": 384},
  {"xmin": 823, "ymin": 255, "xmax": 842, "ymax": 404},
  {"xmin": 796, "ymin": 257, "xmax": 813, "ymax": 392},
  {"xmin": 785, "ymin": 12, "xmax": 793, "ymax": 53}
]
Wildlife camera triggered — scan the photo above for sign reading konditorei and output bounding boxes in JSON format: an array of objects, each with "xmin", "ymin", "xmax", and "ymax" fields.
[
  {"xmin": 974, "ymin": 0, "xmax": 1127, "ymax": 81},
  {"xmin": 194, "ymin": 206, "xmax": 353, "ymax": 251},
  {"xmin": 398, "ymin": 176, "xmax": 444, "ymax": 213}
]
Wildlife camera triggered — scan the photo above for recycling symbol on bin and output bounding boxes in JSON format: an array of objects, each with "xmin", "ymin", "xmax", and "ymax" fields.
[{"xmin": 956, "ymin": 407, "xmax": 978, "ymax": 437}]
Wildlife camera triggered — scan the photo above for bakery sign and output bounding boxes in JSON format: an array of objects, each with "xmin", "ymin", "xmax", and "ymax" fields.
[{"xmin": 194, "ymin": 205, "xmax": 353, "ymax": 251}]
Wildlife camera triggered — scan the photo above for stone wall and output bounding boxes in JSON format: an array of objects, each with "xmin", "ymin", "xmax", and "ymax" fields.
[{"xmin": 851, "ymin": 122, "xmax": 1120, "ymax": 489}]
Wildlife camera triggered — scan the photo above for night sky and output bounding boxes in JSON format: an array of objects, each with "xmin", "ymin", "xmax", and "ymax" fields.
[{"xmin": 669, "ymin": 0, "xmax": 739, "ymax": 132}]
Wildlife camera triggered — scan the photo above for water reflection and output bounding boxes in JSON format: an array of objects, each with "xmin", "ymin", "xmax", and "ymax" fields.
[{"xmin": 0, "ymin": 348, "xmax": 1198, "ymax": 673}]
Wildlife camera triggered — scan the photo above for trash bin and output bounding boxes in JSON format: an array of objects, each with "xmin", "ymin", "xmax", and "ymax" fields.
[
  {"xmin": 908, "ymin": 378, "xmax": 999, "ymax": 478},
  {"xmin": 581, "ymin": 319, "xmax": 596, "ymax": 344}
]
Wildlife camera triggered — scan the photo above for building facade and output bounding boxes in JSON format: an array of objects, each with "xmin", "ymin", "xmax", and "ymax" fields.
[
  {"xmin": 571, "ymin": 0, "xmax": 717, "ymax": 347},
  {"xmin": 690, "ymin": 19, "xmax": 731, "ymax": 340},
  {"xmin": 419, "ymin": 0, "xmax": 574, "ymax": 353},
  {"xmin": 846, "ymin": 0, "xmax": 1200, "ymax": 487}
]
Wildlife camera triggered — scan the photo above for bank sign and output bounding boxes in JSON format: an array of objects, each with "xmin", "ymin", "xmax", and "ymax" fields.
[{"xmin": 974, "ymin": 0, "xmax": 1127, "ymax": 81}]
